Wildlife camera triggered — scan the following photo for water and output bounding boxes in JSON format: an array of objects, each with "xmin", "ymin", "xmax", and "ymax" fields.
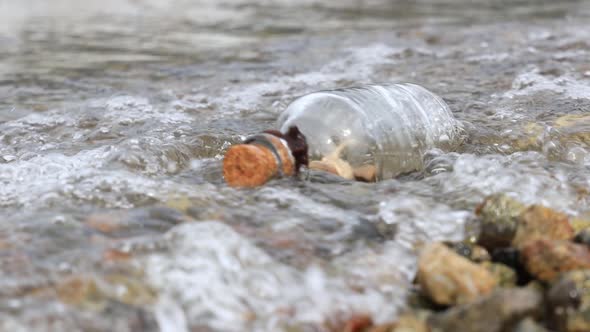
[{"xmin": 1, "ymin": 0, "xmax": 590, "ymax": 331}]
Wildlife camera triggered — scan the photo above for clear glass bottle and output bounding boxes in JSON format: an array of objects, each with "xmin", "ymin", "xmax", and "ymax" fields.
[{"xmin": 277, "ymin": 83, "xmax": 464, "ymax": 180}]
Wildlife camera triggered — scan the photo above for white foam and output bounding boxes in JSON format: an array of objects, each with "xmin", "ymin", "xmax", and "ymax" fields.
[
  {"xmin": 0, "ymin": 145, "xmax": 201, "ymax": 208},
  {"xmin": 144, "ymin": 221, "xmax": 401, "ymax": 332},
  {"xmin": 378, "ymin": 195, "xmax": 470, "ymax": 248},
  {"xmin": 427, "ymin": 151, "xmax": 583, "ymax": 215},
  {"xmin": 505, "ymin": 66, "xmax": 590, "ymax": 100}
]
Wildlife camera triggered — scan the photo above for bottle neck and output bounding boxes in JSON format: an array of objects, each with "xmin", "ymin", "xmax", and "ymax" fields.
[
  {"xmin": 244, "ymin": 133, "xmax": 295, "ymax": 177},
  {"xmin": 263, "ymin": 126, "xmax": 308, "ymax": 173},
  {"xmin": 222, "ymin": 126, "xmax": 308, "ymax": 188}
]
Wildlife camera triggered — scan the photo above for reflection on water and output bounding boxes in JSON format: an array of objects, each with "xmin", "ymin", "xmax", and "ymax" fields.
[{"xmin": 1, "ymin": 0, "xmax": 590, "ymax": 331}]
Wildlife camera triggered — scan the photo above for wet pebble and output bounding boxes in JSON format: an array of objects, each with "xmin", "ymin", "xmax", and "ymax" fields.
[
  {"xmin": 481, "ymin": 261, "xmax": 518, "ymax": 287},
  {"xmin": 512, "ymin": 205, "xmax": 574, "ymax": 248},
  {"xmin": 444, "ymin": 241, "xmax": 491, "ymax": 262},
  {"xmin": 574, "ymin": 228, "xmax": 590, "ymax": 246},
  {"xmin": 429, "ymin": 288, "xmax": 543, "ymax": 332},
  {"xmin": 476, "ymin": 194, "xmax": 574, "ymax": 250},
  {"xmin": 511, "ymin": 318, "xmax": 548, "ymax": 332},
  {"xmin": 571, "ymin": 216, "xmax": 590, "ymax": 234},
  {"xmin": 380, "ymin": 312, "xmax": 430, "ymax": 332},
  {"xmin": 490, "ymin": 245, "xmax": 534, "ymax": 285},
  {"xmin": 520, "ymin": 238, "xmax": 590, "ymax": 282},
  {"xmin": 56, "ymin": 274, "xmax": 156, "ymax": 310},
  {"xmin": 147, "ymin": 206, "xmax": 189, "ymax": 225},
  {"xmin": 84, "ymin": 207, "xmax": 188, "ymax": 238},
  {"xmin": 476, "ymin": 194, "xmax": 526, "ymax": 249},
  {"xmin": 417, "ymin": 243, "xmax": 497, "ymax": 306},
  {"xmin": 547, "ymin": 270, "xmax": 590, "ymax": 332}
]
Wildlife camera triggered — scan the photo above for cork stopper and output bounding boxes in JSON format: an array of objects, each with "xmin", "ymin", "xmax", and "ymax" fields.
[{"xmin": 223, "ymin": 134, "xmax": 295, "ymax": 188}]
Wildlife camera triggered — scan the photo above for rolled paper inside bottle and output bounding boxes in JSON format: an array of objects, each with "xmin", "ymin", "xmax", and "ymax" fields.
[{"xmin": 223, "ymin": 134, "xmax": 295, "ymax": 187}]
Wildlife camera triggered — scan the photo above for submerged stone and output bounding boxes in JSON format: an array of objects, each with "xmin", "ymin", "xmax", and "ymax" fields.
[
  {"xmin": 57, "ymin": 276, "xmax": 106, "ymax": 311},
  {"xmin": 476, "ymin": 194, "xmax": 526, "ymax": 249},
  {"xmin": 571, "ymin": 216, "xmax": 590, "ymax": 234},
  {"xmin": 554, "ymin": 114, "xmax": 590, "ymax": 146},
  {"xmin": 56, "ymin": 274, "xmax": 156, "ymax": 310},
  {"xmin": 417, "ymin": 243, "xmax": 497, "ymax": 306}
]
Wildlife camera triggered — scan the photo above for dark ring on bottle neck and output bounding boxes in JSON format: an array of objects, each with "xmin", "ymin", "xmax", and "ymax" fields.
[
  {"xmin": 264, "ymin": 126, "xmax": 308, "ymax": 173},
  {"xmin": 244, "ymin": 134, "xmax": 284, "ymax": 177}
]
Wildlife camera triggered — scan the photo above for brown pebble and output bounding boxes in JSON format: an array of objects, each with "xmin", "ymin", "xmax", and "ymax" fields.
[
  {"xmin": 548, "ymin": 270, "xmax": 590, "ymax": 332},
  {"xmin": 429, "ymin": 288, "xmax": 543, "ymax": 332},
  {"xmin": 417, "ymin": 243, "xmax": 497, "ymax": 305},
  {"xmin": 520, "ymin": 238, "xmax": 590, "ymax": 282},
  {"xmin": 85, "ymin": 214, "xmax": 122, "ymax": 234},
  {"xmin": 342, "ymin": 314, "xmax": 373, "ymax": 332},
  {"xmin": 103, "ymin": 249, "xmax": 131, "ymax": 262},
  {"xmin": 512, "ymin": 205, "xmax": 574, "ymax": 248}
]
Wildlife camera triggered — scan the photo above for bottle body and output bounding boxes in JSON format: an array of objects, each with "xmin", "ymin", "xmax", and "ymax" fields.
[{"xmin": 277, "ymin": 83, "xmax": 463, "ymax": 180}]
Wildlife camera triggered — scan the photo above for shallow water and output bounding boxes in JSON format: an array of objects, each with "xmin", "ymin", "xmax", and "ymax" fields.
[{"xmin": 1, "ymin": 0, "xmax": 590, "ymax": 331}]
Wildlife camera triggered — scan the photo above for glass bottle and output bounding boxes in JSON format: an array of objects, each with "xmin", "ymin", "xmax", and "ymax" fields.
[{"xmin": 276, "ymin": 83, "xmax": 463, "ymax": 180}]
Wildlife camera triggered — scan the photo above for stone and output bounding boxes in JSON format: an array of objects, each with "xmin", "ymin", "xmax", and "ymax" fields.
[
  {"xmin": 444, "ymin": 241, "xmax": 491, "ymax": 262},
  {"xmin": 56, "ymin": 274, "xmax": 155, "ymax": 309},
  {"xmin": 481, "ymin": 262, "xmax": 518, "ymax": 287},
  {"xmin": 512, "ymin": 205, "xmax": 574, "ymax": 248},
  {"xmin": 102, "ymin": 248, "xmax": 132, "ymax": 262},
  {"xmin": 165, "ymin": 196, "xmax": 194, "ymax": 212},
  {"xmin": 341, "ymin": 314, "xmax": 373, "ymax": 332},
  {"xmin": 476, "ymin": 194, "xmax": 574, "ymax": 250},
  {"xmin": 547, "ymin": 270, "xmax": 590, "ymax": 332},
  {"xmin": 483, "ymin": 115, "xmax": 590, "ymax": 154},
  {"xmin": 147, "ymin": 206, "xmax": 188, "ymax": 225},
  {"xmin": 490, "ymin": 247, "xmax": 522, "ymax": 269},
  {"xmin": 511, "ymin": 318, "xmax": 548, "ymax": 332},
  {"xmin": 103, "ymin": 274, "xmax": 156, "ymax": 306},
  {"xmin": 476, "ymin": 194, "xmax": 527, "ymax": 249},
  {"xmin": 366, "ymin": 323, "xmax": 396, "ymax": 332},
  {"xmin": 391, "ymin": 313, "xmax": 430, "ymax": 332},
  {"xmin": 571, "ymin": 216, "xmax": 590, "ymax": 234},
  {"xmin": 520, "ymin": 238, "xmax": 590, "ymax": 282},
  {"xmin": 429, "ymin": 288, "xmax": 543, "ymax": 332},
  {"xmin": 554, "ymin": 114, "xmax": 590, "ymax": 146},
  {"xmin": 574, "ymin": 228, "xmax": 590, "ymax": 246},
  {"xmin": 489, "ymin": 247, "xmax": 533, "ymax": 285},
  {"xmin": 56, "ymin": 276, "xmax": 107, "ymax": 310},
  {"xmin": 512, "ymin": 123, "xmax": 544, "ymax": 151},
  {"xmin": 366, "ymin": 312, "xmax": 430, "ymax": 332},
  {"xmin": 417, "ymin": 243, "xmax": 497, "ymax": 306},
  {"xmin": 85, "ymin": 213, "xmax": 124, "ymax": 234}
]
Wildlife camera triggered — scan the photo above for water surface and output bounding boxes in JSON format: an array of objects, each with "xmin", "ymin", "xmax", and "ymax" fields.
[{"xmin": 1, "ymin": 0, "xmax": 590, "ymax": 331}]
